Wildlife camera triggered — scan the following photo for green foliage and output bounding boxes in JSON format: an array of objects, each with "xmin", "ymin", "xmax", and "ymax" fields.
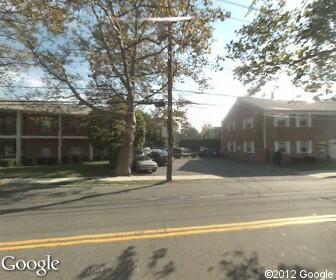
[
  {"xmin": 200, "ymin": 123, "xmax": 212, "ymax": 139},
  {"xmin": 88, "ymin": 111, "xmax": 124, "ymax": 151},
  {"xmin": 226, "ymin": 0, "xmax": 335, "ymax": 97},
  {"xmin": 0, "ymin": 159, "xmax": 16, "ymax": 167},
  {"xmin": 178, "ymin": 122, "xmax": 200, "ymax": 138},
  {"xmin": 89, "ymin": 109, "xmax": 146, "ymax": 151},
  {"xmin": 143, "ymin": 100, "xmax": 192, "ymax": 147},
  {"xmin": 1, "ymin": 0, "xmax": 227, "ymax": 174},
  {"xmin": 179, "ymin": 138, "xmax": 220, "ymax": 151}
]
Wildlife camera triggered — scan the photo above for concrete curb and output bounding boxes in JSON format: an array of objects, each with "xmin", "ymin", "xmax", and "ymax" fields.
[
  {"xmin": 305, "ymin": 172, "xmax": 336, "ymax": 179},
  {"xmin": 1, "ymin": 175, "xmax": 224, "ymax": 185}
]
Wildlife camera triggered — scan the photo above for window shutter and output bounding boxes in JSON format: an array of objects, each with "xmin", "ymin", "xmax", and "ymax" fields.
[
  {"xmin": 308, "ymin": 115, "xmax": 312, "ymax": 128},
  {"xmin": 227, "ymin": 142, "xmax": 230, "ymax": 151},
  {"xmin": 295, "ymin": 115, "xmax": 300, "ymax": 127},
  {"xmin": 296, "ymin": 141, "xmax": 301, "ymax": 154},
  {"xmin": 274, "ymin": 141, "xmax": 279, "ymax": 151},
  {"xmin": 285, "ymin": 116, "xmax": 290, "ymax": 127},
  {"xmin": 274, "ymin": 117, "xmax": 278, "ymax": 127},
  {"xmin": 251, "ymin": 142, "xmax": 255, "ymax": 154},
  {"xmin": 308, "ymin": 141, "xmax": 313, "ymax": 153},
  {"xmin": 286, "ymin": 141, "xmax": 291, "ymax": 154}
]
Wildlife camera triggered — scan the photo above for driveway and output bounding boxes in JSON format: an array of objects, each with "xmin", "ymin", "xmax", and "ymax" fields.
[{"xmin": 154, "ymin": 157, "xmax": 298, "ymax": 178}]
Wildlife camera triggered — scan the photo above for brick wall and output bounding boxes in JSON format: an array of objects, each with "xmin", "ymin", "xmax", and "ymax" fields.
[
  {"xmin": 62, "ymin": 116, "xmax": 88, "ymax": 136},
  {"xmin": 23, "ymin": 113, "xmax": 58, "ymax": 136},
  {"xmin": 22, "ymin": 139, "xmax": 58, "ymax": 163},
  {"xmin": 222, "ymin": 104, "xmax": 336, "ymax": 163},
  {"xmin": 0, "ymin": 112, "xmax": 16, "ymax": 135},
  {"xmin": 221, "ymin": 103, "xmax": 265, "ymax": 162},
  {"xmin": 265, "ymin": 114, "xmax": 336, "ymax": 162}
]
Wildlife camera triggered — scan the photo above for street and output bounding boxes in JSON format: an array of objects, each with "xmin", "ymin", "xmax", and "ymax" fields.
[{"xmin": 0, "ymin": 159, "xmax": 336, "ymax": 279}]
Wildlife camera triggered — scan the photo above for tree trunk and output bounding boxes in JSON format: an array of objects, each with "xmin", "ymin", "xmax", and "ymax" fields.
[{"xmin": 115, "ymin": 104, "xmax": 136, "ymax": 176}]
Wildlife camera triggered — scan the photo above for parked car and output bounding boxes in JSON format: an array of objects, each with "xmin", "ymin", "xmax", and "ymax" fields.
[
  {"xmin": 134, "ymin": 149, "xmax": 145, "ymax": 156},
  {"xmin": 142, "ymin": 147, "xmax": 152, "ymax": 155},
  {"xmin": 173, "ymin": 147, "xmax": 193, "ymax": 158},
  {"xmin": 150, "ymin": 150, "xmax": 168, "ymax": 166},
  {"xmin": 199, "ymin": 148, "xmax": 220, "ymax": 158},
  {"xmin": 132, "ymin": 155, "xmax": 158, "ymax": 173},
  {"xmin": 173, "ymin": 147, "xmax": 183, "ymax": 159}
]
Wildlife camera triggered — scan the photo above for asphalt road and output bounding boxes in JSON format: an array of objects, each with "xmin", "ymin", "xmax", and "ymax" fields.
[
  {"xmin": 151, "ymin": 158, "xmax": 298, "ymax": 177},
  {"xmin": 0, "ymin": 171, "xmax": 336, "ymax": 279}
]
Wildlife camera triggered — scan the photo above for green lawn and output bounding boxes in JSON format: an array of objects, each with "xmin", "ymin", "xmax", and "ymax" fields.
[
  {"xmin": 0, "ymin": 161, "xmax": 115, "ymax": 179},
  {"xmin": 291, "ymin": 162, "xmax": 336, "ymax": 172}
]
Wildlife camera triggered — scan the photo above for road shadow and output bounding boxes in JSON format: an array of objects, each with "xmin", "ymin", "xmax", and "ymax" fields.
[
  {"xmin": 77, "ymin": 246, "xmax": 175, "ymax": 280},
  {"xmin": 77, "ymin": 248, "xmax": 316, "ymax": 280},
  {"xmin": 0, "ymin": 178, "xmax": 93, "ymax": 205},
  {"xmin": 178, "ymin": 158, "xmax": 298, "ymax": 177},
  {"xmin": 207, "ymin": 250, "xmax": 316, "ymax": 280},
  {"xmin": 0, "ymin": 181, "xmax": 165, "ymax": 215}
]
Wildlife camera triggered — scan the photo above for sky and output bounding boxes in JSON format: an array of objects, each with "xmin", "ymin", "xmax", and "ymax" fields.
[
  {"xmin": 176, "ymin": 0, "xmax": 312, "ymax": 131},
  {"xmin": 2, "ymin": 0, "xmax": 312, "ymax": 131}
]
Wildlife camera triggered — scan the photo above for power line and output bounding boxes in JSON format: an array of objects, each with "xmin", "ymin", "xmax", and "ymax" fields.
[
  {"xmin": 173, "ymin": 89, "xmax": 242, "ymax": 97},
  {"xmin": 0, "ymin": 85, "xmax": 244, "ymax": 98},
  {"xmin": 222, "ymin": 0, "xmax": 259, "ymax": 11}
]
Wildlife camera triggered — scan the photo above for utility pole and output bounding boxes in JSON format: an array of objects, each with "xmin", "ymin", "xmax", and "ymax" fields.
[
  {"xmin": 144, "ymin": 15, "xmax": 194, "ymax": 182},
  {"xmin": 166, "ymin": 22, "xmax": 173, "ymax": 182}
]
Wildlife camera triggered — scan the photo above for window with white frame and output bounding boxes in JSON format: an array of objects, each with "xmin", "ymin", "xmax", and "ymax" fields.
[
  {"xmin": 227, "ymin": 141, "xmax": 236, "ymax": 152},
  {"xmin": 41, "ymin": 147, "xmax": 51, "ymax": 158},
  {"xmin": 274, "ymin": 141, "xmax": 291, "ymax": 154},
  {"xmin": 296, "ymin": 141, "xmax": 312, "ymax": 154},
  {"xmin": 4, "ymin": 144, "xmax": 15, "ymax": 157},
  {"xmin": 243, "ymin": 141, "xmax": 255, "ymax": 154},
  {"xmin": 273, "ymin": 115, "xmax": 290, "ymax": 127},
  {"xmin": 227, "ymin": 121, "xmax": 236, "ymax": 132},
  {"xmin": 243, "ymin": 117, "xmax": 254, "ymax": 129},
  {"xmin": 41, "ymin": 118, "xmax": 52, "ymax": 133},
  {"xmin": 71, "ymin": 147, "xmax": 83, "ymax": 156},
  {"xmin": 296, "ymin": 114, "xmax": 312, "ymax": 127}
]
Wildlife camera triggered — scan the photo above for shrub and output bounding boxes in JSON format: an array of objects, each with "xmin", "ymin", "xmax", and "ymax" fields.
[{"xmin": 0, "ymin": 159, "xmax": 16, "ymax": 167}]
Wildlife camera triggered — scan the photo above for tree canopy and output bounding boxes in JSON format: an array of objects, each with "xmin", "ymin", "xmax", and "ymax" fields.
[
  {"xmin": 1, "ymin": 0, "xmax": 227, "ymax": 175},
  {"xmin": 226, "ymin": 0, "xmax": 335, "ymax": 99}
]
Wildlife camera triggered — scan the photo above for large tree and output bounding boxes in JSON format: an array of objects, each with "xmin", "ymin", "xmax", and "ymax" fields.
[
  {"xmin": 1, "ymin": 0, "xmax": 227, "ymax": 175},
  {"xmin": 227, "ymin": 0, "xmax": 335, "ymax": 98}
]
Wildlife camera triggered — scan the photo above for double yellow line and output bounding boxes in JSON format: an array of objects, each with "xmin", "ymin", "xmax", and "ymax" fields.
[{"xmin": 1, "ymin": 215, "xmax": 336, "ymax": 252}]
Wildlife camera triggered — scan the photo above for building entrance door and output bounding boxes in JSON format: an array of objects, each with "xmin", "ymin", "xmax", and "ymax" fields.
[{"xmin": 328, "ymin": 140, "xmax": 336, "ymax": 160}]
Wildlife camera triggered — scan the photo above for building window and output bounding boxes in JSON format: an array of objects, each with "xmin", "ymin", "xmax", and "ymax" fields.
[
  {"xmin": 243, "ymin": 141, "xmax": 255, "ymax": 154},
  {"xmin": 227, "ymin": 121, "xmax": 236, "ymax": 132},
  {"xmin": 41, "ymin": 118, "xmax": 52, "ymax": 133},
  {"xmin": 274, "ymin": 141, "xmax": 290, "ymax": 154},
  {"xmin": 227, "ymin": 141, "xmax": 236, "ymax": 152},
  {"xmin": 296, "ymin": 114, "xmax": 312, "ymax": 127},
  {"xmin": 0, "ymin": 115, "xmax": 15, "ymax": 134},
  {"xmin": 41, "ymin": 147, "xmax": 51, "ymax": 158},
  {"xmin": 71, "ymin": 119, "xmax": 87, "ymax": 135},
  {"xmin": 243, "ymin": 117, "xmax": 254, "ymax": 129},
  {"xmin": 71, "ymin": 147, "xmax": 83, "ymax": 156},
  {"xmin": 274, "ymin": 116, "xmax": 290, "ymax": 127},
  {"xmin": 296, "ymin": 141, "xmax": 312, "ymax": 154}
]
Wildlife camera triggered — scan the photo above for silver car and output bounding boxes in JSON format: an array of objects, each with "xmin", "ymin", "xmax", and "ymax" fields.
[{"xmin": 133, "ymin": 155, "xmax": 158, "ymax": 173}]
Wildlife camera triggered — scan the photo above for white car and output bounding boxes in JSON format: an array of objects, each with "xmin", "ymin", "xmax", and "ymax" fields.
[{"xmin": 133, "ymin": 155, "xmax": 158, "ymax": 173}]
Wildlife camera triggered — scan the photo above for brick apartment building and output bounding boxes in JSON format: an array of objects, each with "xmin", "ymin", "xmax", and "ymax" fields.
[
  {"xmin": 221, "ymin": 97, "xmax": 336, "ymax": 163},
  {"xmin": 0, "ymin": 101, "xmax": 98, "ymax": 165}
]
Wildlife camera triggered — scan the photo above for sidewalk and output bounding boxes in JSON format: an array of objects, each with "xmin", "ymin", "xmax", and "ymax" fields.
[
  {"xmin": 0, "ymin": 174, "xmax": 225, "ymax": 185},
  {"xmin": 304, "ymin": 171, "xmax": 336, "ymax": 179}
]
